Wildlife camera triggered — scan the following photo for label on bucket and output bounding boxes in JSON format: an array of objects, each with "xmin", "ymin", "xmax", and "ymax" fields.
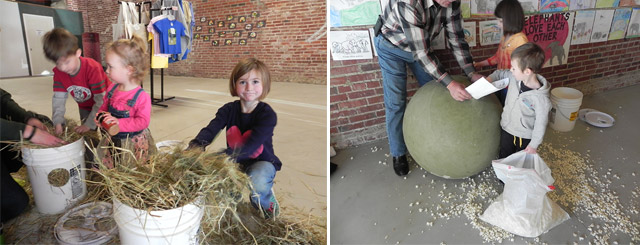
[
  {"xmin": 70, "ymin": 164, "xmax": 83, "ymax": 199},
  {"xmin": 570, "ymin": 111, "xmax": 578, "ymax": 121}
]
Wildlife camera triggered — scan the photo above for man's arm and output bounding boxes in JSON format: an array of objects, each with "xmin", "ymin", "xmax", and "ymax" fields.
[
  {"xmin": 443, "ymin": 1, "xmax": 476, "ymax": 80},
  {"xmin": 398, "ymin": 2, "xmax": 454, "ymax": 86}
]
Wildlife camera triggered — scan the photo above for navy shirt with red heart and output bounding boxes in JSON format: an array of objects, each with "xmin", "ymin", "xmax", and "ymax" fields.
[{"xmin": 190, "ymin": 100, "xmax": 281, "ymax": 170}]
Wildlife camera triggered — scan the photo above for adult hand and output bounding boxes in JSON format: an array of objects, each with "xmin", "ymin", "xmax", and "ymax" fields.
[
  {"xmin": 75, "ymin": 125, "xmax": 91, "ymax": 133},
  {"xmin": 26, "ymin": 126, "xmax": 66, "ymax": 147},
  {"xmin": 55, "ymin": 124, "xmax": 64, "ymax": 135},
  {"xmin": 470, "ymin": 73, "xmax": 484, "ymax": 83},
  {"xmin": 26, "ymin": 117, "xmax": 47, "ymax": 131},
  {"xmin": 446, "ymin": 81, "xmax": 472, "ymax": 101},
  {"xmin": 524, "ymin": 146, "xmax": 537, "ymax": 154}
]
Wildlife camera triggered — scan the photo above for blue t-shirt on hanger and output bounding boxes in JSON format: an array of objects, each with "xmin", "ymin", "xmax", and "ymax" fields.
[{"xmin": 153, "ymin": 18, "xmax": 186, "ymax": 55}]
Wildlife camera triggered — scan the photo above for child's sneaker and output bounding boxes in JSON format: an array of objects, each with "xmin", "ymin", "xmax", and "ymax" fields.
[{"xmin": 263, "ymin": 188, "xmax": 280, "ymax": 219}]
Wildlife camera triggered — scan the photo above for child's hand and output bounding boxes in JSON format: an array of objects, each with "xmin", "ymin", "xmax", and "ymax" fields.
[
  {"xmin": 55, "ymin": 124, "xmax": 64, "ymax": 135},
  {"xmin": 102, "ymin": 114, "xmax": 119, "ymax": 125},
  {"xmin": 75, "ymin": 125, "xmax": 90, "ymax": 133},
  {"xmin": 524, "ymin": 146, "xmax": 537, "ymax": 154}
]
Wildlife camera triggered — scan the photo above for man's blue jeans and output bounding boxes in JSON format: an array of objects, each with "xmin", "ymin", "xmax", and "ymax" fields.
[
  {"xmin": 245, "ymin": 161, "xmax": 276, "ymax": 210},
  {"xmin": 374, "ymin": 35, "xmax": 434, "ymax": 157}
]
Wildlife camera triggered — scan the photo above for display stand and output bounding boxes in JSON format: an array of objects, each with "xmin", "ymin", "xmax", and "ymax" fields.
[{"xmin": 148, "ymin": 0, "xmax": 175, "ymax": 107}]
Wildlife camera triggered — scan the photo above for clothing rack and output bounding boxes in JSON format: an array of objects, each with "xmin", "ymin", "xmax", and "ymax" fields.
[
  {"xmin": 148, "ymin": 0, "xmax": 175, "ymax": 107},
  {"xmin": 118, "ymin": 1, "xmax": 172, "ymax": 107}
]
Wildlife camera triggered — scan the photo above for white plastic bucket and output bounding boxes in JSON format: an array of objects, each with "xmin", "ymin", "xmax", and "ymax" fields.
[
  {"xmin": 113, "ymin": 198, "xmax": 204, "ymax": 245},
  {"xmin": 21, "ymin": 138, "xmax": 87, "ymax": 214},
  {"xmin": 549, "ymin": 87, "xmax": 583, "ymax": 132}
]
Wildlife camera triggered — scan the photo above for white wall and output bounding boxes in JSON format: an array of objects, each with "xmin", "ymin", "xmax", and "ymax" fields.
[{"xmin": 0, "ymin": 0, "xmax": 30, "ymax": 78}]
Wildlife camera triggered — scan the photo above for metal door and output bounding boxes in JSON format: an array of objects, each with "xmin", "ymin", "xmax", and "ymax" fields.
[{"xmin": 23, "ymin": 14, "xmax": 55, "ymax": 76}]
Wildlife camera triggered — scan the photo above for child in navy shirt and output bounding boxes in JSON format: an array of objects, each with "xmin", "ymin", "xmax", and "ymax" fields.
[{"xmin": 189, "ymin": 58, "xmax": 281, "ymax": 219}]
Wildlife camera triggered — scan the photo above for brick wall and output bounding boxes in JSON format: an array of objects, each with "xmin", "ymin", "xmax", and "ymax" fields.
[
  {"xmin": 330, "ymin": 19, "xmax": 640, "ymax": 149},
  {"xmin": 67, "ymin": 0, "xmax": 326, "ymax": 84}
]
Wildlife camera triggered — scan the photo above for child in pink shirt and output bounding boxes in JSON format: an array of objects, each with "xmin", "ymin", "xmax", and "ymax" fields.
[{"xmin": 95, "ymin": 36, "xmax": 156, "ymax": 168}]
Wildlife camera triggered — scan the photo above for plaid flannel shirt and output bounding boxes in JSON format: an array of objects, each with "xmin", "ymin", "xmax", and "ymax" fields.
[{"xmin": 380, "ymin": 0, "xmax": 476, "ymax": 86}]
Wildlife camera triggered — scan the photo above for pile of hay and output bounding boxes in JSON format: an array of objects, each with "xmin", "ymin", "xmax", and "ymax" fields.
[{"xmin": 88, "ymin": 141, "xmax": 326, "ymax": 244}]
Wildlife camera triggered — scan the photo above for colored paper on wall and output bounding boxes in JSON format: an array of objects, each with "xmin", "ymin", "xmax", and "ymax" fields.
[
  {"xmin": 330, "ymin": 0, "xmax": 382, "ymax": 27},
  {"xmin": 462, "ymin": 0, "xmax": 471, "ymax": 18},
  {"xmin": 619, "ymin": 0, "xmax": 640, "ymax": 6},
  {"xmin": 626, "ymin": 8, "xmax": 640, "ymax": 38},
  {"xmin": 524, "ymin": 12, "xmax": 574, "ymax": 67},
  {"xmin": 591, "ymin": 9, "xmax": 615, "ymax": 42},
  {"xmin": 463, "ymin": 20, "xmax": 477, "ymax": 47},
  {"xmin": 330, "ymin": 30, "xmax": 373, "ymax": 60},
  {"xmin": 520, "ymin": 0, "xmax": 540, "ymax": 14},
  {"xmin": 572, "ymin": 10, "xmax": 596, "ymax": 45},
  {"xmin": 595, "ymin": 0, "xmax": 620, "ymax": 8},
  {"xmin": 471, "ymin": 0, "xmax": 497, "ymax": 16},
  {"xmin": 609, "ymin": 8, "xmax": 632, "ymax": 40},
  {"xmin": 540, "ymin": 0, "xmax": 570, "ymax": 13},
  {"xmin": 570, "ymin": 0, "xmax": 596, "ymax": 10},
  {"xmin": 479, "ymin": 20, "xmax": 502, "ymax": 46}
]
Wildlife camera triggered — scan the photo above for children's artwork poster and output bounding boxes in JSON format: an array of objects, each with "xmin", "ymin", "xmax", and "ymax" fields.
[
  {"xmin": 203, "ymin": 35, "xmax": 210, "ymax": 41},
  {"xmin": 570, "ymin": 0, "xmax": 596, "ymax": 10},
  {"xmin": 471, "ymin": 0, "xmax": 498, "ymax": 16},
  {"xmin": 330, "ymin": 30, "xmax": 373, "ymax": 60},
  {"xmin": 251, "ymin": 11, "xmax": 260, "ymax": 18},
  {"xmin": 208, "ymin": 20, "xmax": 214, "ymax": 26},
  {"xmin": 595, "ymin": 0, "xmax": 620, "ymax": 8},
  {"xmin": 239, "ymin": 16, "xmax": 246, "ymax": 23},
  {"xmin": 462, "ymin": 0, "xmax": 472, "ymax": 18},
  {"xmin": 591, "ymin": 9, "xmax": 615, "ymax": 42},
  {"xmin": 200, "ymin": 17, "xmax": 206, "ymax": 23},
  {"xmin": 212, "ymin": 40, "xmax": 219, "ymax": 46},
  {"xmin": 571, "ymin": 10, "xmax": 596, "ymax": 45},
  {"xmin": 540, "ymin": 0, "xmax": 569, "ymax": 13},
  {"xmin": 249, "ymin": 32, "xmax": 257, "ymax": 38},
  {"xmin": 245, "ymin": 24, "xmax": 253, "ymax": 30},
  {"xmin": 330, "ymin": 0, "xmax": 382, "ymax": 27},
  {"xmin": 609, "ymin": 8, "xmax": 632, "ymax": 40},
  {"xmin": 479, "ymin": 20, "xmax": 502, "ymax": 46},
  {"xmin": 626, "ymin": 8, "xmax": 640, "ymax": 38},
  {"xmin": 619, "ymin": 0, "xmax": 640, "ymax": 6},
  {"xmin": 523, "ymin": 12, "xmax": 574, "ymax": 67},
  {"xmin": 217, "ymin": 21, "xmax": 225, "ymax": 27},
  {"xmin": 463, "ymin": 21, "xmax": 477, "ymax": 47},
  {"xmin": 431, "ymin": 31, "xmax": 446, "ymax": 50},
  {"xmin": 208, "ymin": 27, "xmax": 215, "ymax": 33},
  {"xmin": 257, "ymin": 21, "xmax": 266, "ymax": 28},
  {"xmin": 519, "ymin": 0, "xmax": 540, "ymax": 14}
]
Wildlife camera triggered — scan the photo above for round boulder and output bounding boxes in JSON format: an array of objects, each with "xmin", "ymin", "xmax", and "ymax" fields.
[{"xmin": 403, "ymin": 76, "xmax": 502, "ymax": 179}]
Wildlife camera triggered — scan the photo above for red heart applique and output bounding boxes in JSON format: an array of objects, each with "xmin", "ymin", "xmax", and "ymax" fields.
[{"xmin": 226, "ymin": 126, "xmax": 263, "ymax": 158}]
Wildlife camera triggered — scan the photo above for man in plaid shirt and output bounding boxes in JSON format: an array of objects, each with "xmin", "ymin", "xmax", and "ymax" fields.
[{"xmin": 374, "ymin": 0, "xmax": 483, "ymax": 176}]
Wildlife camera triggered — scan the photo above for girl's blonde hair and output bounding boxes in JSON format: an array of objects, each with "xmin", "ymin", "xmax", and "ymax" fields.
[
  {"xmin": 106, "ymin": 35, "xmax": 149, "ymax": 83},
  {"xmin": 229, "ymin": 58, "xmax": 271, "ymax": 100}
]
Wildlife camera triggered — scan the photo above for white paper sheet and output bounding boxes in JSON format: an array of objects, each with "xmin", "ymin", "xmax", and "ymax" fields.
[{"xmin": 465, "ymin": 77, "xmax": 509, "ymax": 99}]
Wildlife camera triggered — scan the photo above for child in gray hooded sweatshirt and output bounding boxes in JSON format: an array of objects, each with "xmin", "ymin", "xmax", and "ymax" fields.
[{"xmin": 487, "ymin": 42, "xmax": 551, "ymax": 158}]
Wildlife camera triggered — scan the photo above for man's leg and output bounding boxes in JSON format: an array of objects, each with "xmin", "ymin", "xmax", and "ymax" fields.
[
  {"xmin": 1, "ymin": 149, "xmax": 29, "ymax": 222},
  {"xmin": 374, "ymin": 35, "xmax": 415, "ymax": 176}
]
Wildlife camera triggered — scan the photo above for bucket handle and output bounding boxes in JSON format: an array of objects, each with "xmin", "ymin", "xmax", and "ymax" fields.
[{"xmin": 551, "ymin": 101, "xmax": 576, "ymax": 121}]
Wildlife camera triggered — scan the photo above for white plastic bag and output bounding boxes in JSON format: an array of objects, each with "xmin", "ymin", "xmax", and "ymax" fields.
[{"xmin": 479, "ymin": 151, "xmax": 570, "ymax": 237}]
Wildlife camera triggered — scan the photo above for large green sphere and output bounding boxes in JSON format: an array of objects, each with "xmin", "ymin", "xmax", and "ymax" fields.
[{"xmin": 403, "ymin": 76, "xmax": 502, "ymax": 179}]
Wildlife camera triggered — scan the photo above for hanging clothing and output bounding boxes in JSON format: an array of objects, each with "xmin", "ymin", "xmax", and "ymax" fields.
[{"xmin": 153, "ymin": 18, "xmax": 187, "ymax": 55}]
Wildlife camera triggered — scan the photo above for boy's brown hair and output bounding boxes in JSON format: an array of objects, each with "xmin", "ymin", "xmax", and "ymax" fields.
[
  {"xmin": 229, "ymin": 58, "xmax": 271, "ymax": 100},
  {"xmin": 494, "ymin": 0, "xmax": 525, "ymax": 36},
  {"xmin": 511, "ymin": 42, "xmax": 546, "ymax": 73},
  {"xmin": 42, "ymin": 28, "xmax": 79, "ymax": 62},
  {"xmin": 105, "ymin": 35, "xmax": 149, "ymax": 83}
]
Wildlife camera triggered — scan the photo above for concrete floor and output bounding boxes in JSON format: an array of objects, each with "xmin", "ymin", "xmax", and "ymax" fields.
[
  {"xmin": 0, "ymin": 74, "xmax": 326, "ymax": 242},
  {"xmin": 330, "ymin": 84, "xmax": 640, "ymax": 244}
]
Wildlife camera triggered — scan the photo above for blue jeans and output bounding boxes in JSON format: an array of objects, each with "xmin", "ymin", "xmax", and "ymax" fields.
[
  {"xmin": 374, "ymin": 35, "xmax": 434, "ymax": 157},
  {"xmin": 245, "ymin": 161, "xmax": 276, "ymax": 210}
]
